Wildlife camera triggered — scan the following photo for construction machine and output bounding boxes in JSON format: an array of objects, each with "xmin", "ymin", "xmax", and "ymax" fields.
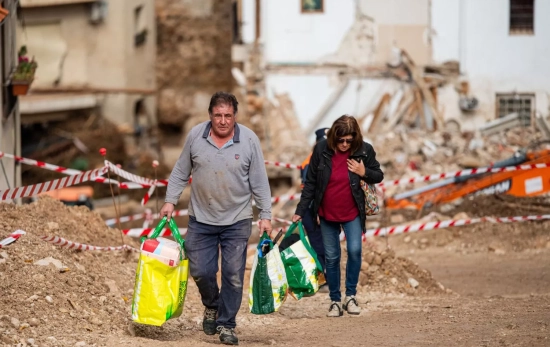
[
  {"xmin": 385, "ymin": 145, "xmax": 550, "ymax": 210},
  {"xmin": 37, "ymin": 186, "xmax": 94, "ymax": 210}
]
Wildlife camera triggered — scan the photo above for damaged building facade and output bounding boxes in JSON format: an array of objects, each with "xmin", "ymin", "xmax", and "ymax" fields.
[
  {"xmin": 0, "ymin": 0, "xmax": 22, "ymax": 191},
  {"xmin": 237, "ymin": 0, "xmax": 549, "ymax": 140},
  {"xmin": 16, "ymin": 0, "xmax": 156, "ymax": 130}
]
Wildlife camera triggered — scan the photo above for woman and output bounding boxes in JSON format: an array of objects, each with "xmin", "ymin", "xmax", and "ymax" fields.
[{"xmin": 292, "ymin": 115, "xmax": 383, "ymax": 317}]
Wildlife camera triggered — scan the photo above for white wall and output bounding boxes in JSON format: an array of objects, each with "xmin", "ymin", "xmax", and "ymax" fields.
[
  {"xmin": 262, "ymin": 0, "xmax": 355, "ymax": 63},
  {"xmin": 360, "ymin": 0, "xmax": 428, "ymax": 25},
  {"xmin": 266, "ymin": 74, "xmax": 402, "ymax": 143},
  {"xmin": 431, "ymin": 0, "xmax": 460, "ymax": 63},
  {"xmin": 266, "ymin": 74, "xmax": 337, "ymax": 130},
  {"xmin": 17, "ymin": 0, "xmax": 156, "ymax": 125},
  {"xmin": 432, "ymin": 0, "xmax": 550, "ymax": 127},
  {"xmin": 242, "ymin": 0, "xmax": 255, "ymax": 44}
]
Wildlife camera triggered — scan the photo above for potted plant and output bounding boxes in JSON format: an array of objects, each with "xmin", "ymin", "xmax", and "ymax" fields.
[
  {"xmin": 0, "ymin": 5, "xmax": 8, "ymax": 23},
  {"xmin": 12, "ymin": 46, "xmax": 38, "ymax": 96}
]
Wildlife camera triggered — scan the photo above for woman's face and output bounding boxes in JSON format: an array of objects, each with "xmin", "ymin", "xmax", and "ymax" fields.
[{"xmin": 336, "ymin": 135, "xmax": 353, "ymax": 152}]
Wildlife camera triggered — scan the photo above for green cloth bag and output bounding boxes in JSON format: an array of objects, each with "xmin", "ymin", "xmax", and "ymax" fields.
[
  {"xmin": 280, "ymin": 221, "xmax": 324, "ymax": 300},
  {"xmin": 249, "ymin": 232, "xmax": 289, "ymax": 314}
]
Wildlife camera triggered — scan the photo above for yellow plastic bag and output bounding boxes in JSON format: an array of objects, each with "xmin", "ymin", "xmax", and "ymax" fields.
[{"xmin": 131, "ymin": 217, "xmax": 188, "ymax": 326}]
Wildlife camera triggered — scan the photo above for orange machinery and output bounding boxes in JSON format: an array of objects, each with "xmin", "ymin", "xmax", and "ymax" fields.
[
  {"xmin": 385, "ymin": 148, "xmax": 550, "ymax": 210},
  {"xmin": 39, "ymin": 186, "xmax": 94, "ymax": 209}
]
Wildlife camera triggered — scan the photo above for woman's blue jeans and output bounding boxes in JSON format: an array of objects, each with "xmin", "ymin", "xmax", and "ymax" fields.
[{"xmin": 320, "ymin": 216, "xmax": 362, "ymax": 302}]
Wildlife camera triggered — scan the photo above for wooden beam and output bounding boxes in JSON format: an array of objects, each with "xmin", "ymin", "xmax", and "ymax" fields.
[
  {"xmin": 31, "ymin": 86, "xmax": 156, "ymax": 95},
  {"xmin": 305, "ymin": 78, "xmax": 350, "ymax": 134},
  {"xmin": 413, "ymin": 87, "xmax": 426, "ymax": 129},
  {"xmin": 401, "ymin": 49, "xmax": 445, "ymax": 129},
  {"xmin": 364, "ymin": 93, "xmax": 390, "ymax": 134},
  {"xmin": 255, "ymin": 0, "xmax": 261, "ymax": 42}
]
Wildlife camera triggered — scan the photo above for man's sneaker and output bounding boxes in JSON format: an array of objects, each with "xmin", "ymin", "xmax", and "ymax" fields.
[
  {"xmin": 343, "ymin": 295, "xmax": 361, "ymax": 315},
  {"xmin": 327, "ymin": 301, "xmax": 343, "ymax": 317},
  {"xmin": 218, "ymin": 326, "xmax": 239, "ymax": 345},
  {"xmin": 202, "ymin": 308, "xmax": 218, "ymax": 335}
]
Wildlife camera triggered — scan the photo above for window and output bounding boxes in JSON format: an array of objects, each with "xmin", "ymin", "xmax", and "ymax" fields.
[
  {"xmin": 510, "ymin": 0, "xmax": 534, "ymax": 35},
  {"xmin": 301, "ymin": 0, "xmax": 323, "ymax": 13},
  {"xmin": 496, "ymin": 93, "xmax": 534, "ymax": 126},
  {"xmin": 134, "ymin": 5, "xmax": 147, "ymax": 46}
]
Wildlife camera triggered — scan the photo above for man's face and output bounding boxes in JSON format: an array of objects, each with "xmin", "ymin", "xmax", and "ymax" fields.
[{"xmin": 210, "ymin": 103, "xmax": 236, "ymax": 139}]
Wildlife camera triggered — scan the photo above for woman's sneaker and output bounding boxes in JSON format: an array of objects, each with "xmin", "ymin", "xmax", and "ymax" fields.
[
  {"xmin": 343, "ymin": 295, "xmax": 361, "ymax": 315},
  {"xmin": 327, "ymin": 301, "xmax": 343, "ymax": 317},
  {"xmin": 217, "ymin": 326, "xmax": 239, "ymax": 345}
]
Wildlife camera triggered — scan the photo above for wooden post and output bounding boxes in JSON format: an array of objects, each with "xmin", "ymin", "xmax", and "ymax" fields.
[{"xmin": 255, "ymin": 0, "xmax": 261, "ymax": 42}]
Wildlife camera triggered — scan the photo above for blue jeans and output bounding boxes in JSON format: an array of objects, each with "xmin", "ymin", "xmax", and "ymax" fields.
[
  {"xmin": 320, "ymin": 216, "xmax": 362, "ymax": 302},
  {"xmin": 186, "ymin": 216, "xmax": 252, "ymax": 329},
  {"xmin": 301, "ymin": 206, "xmax": 325, "ymax": 272}
]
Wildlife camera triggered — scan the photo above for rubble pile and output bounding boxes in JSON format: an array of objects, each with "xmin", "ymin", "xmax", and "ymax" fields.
[
  {"xmin": 356, "ymin": 246, "xmax": 447, "ymax": 295},
  {"xmin": 370, "ymin": 126, "xmax": 543, "ymax": 195},
  {"xmin": 155, "ymin": 0, "xmax": 233, "ymax": 127},
  {"xmin": 0, "ymin": 197, "xmax": 140, "ymax": 346},
  {"xmin": 382, "ymin": 195, "xmax": 550, "ymax": 254}
]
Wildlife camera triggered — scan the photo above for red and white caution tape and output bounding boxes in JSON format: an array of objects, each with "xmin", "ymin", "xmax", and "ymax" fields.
[
  {"xmin": 0, "ymin": 152, "xmax": 82, "ymax": 175},
  {"xmin": 264, "ymin": 161, "xmax": 301, "ymax": 170},
  {"xmin": 0, "ymin": 167, "xmax": 108, "ymax": 201},
  {"xmin": 0, "ymin": 152, "xmax": 120, "ymax": 185},
  {"xmin": 142, "ymin": 209, "xmax": 155, "ymax": 229},
  {"xmin": 364, "ymin": 214, "xmax": 550, "ymax": 237},
  {"xmin": 378, "ymin": 163, "xmax": 550, "ymax": 188},
  {"xmin": 105, "ymin": 161, "xmax": 156, "ymax": 186},
  {"xmin": 141, "ymin": 184, "xmax": 157, "ymax": 205},
  {"xmin": 0, "ymin": 230, "xmax": 26, "ymax": 248},
  {"xmin": 112, "ymin": 192, "xmax": 301, "ymax": 226},
  {"xmin": 272, "ymin": 217, "xmax": 293, "ymax": 225},
  {"xmin": 270, "ymin": 193, "xmax": 301, "ymax": 205},
  {"xmin": 39, "ymin": 235, "xmax": 138, "ymax": 252},
  {"xmin": 122, "ymin": 227, "xmax": 188, "ymax": 238},
  {"xmin": 105, "ymin": 209, "xmax": 189, "ymax": 226}
]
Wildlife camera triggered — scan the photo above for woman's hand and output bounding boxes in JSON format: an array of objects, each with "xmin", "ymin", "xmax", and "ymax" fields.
[
  {"xmin": 347, "ymin": 159, "xmax": 366, "ymax": 177},
  {"xmin": 292, "ymin": 214, "xmax": 302, "ymax": 222}
]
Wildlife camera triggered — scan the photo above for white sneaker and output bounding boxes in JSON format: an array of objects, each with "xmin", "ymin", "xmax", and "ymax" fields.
[
  {"xmin": 343, "ymin": 296, "xmax": 361, "ymax": 315},
  {"xmin": 327, "ymin": 301, "xmax": 343, "ymax": 317}
]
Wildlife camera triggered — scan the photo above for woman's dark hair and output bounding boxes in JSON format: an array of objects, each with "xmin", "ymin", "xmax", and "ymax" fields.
[
  {"xmin": 326, "ymin": 115, "xmax": 363, "ymax": 153},
  {"xmin": 208, "ymin": 91, "xmax": 239, "ymax": 114}
]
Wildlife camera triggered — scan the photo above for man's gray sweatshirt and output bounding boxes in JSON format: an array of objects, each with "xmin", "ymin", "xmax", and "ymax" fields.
[{"xmin": 165, "ymin": 121, "xmax": 272, "ymax": 225}]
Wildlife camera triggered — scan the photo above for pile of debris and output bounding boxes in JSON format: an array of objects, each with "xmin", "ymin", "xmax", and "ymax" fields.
[
  {"xmin": 379, "ymin": 195, "xmax": 550, "ymax": 254},
  {"xmin": 356, "ymin": 245, "xmax": 447, "ymax": 295},
  {"xmin": 370, "ymin": 126, "xmax": 543, "ymax": 196},
  {"xmin": 0, "ymin": 197, "xmax": 139, "ymax": 346}
]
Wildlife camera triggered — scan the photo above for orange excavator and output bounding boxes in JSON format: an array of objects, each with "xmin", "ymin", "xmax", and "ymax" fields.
[{"xmin": 385, "ymin": 144, "xmax": 550, "ymax": 210}]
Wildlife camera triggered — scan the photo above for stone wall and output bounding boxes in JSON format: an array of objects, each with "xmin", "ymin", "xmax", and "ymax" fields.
[{"xmin": 156, "ymin": 0, "xmax": 233, "ymax": 129}]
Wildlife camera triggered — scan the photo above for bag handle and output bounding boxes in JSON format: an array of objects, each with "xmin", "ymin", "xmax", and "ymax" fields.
[
  {"xmin": 257, "ymin": 231, "xmax": 273, "ymax": 257},
  {"xmin": 141, "ymin": 216, "xmax": 186, "ymax": 260},
  {"xmin": 283, "ymin": 221, "xmax": 323, "ymax": 272}
]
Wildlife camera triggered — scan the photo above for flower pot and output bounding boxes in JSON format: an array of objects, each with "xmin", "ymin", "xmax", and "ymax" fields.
[
  {"xmin": 0, "ymin": 7, "xmax": 9, "ymax": 22},
  {"xmin": 12, "ymin": 81, "xmax": 33, "ymax": 96}
]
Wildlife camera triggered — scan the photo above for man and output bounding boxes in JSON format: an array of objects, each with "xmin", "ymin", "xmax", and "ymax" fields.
[
  {"xmin": 160, "ymin": 92, "xmax": 273, "ymax": 346},
  {"xmin": 300, "ymin": 128, "xmax": 329, "ymax": 285}
]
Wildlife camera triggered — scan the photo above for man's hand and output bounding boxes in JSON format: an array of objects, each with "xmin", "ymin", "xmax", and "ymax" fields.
[
  {"xmin": 160, "ymin": 202, "xmax": 175, "ymax": 221},
  {"xmin": 258, "ymin": 219, "xmax": 273, "ymax": 237},
  {"xmin": 292, "ymin": 214, "xmax": 302, "ymax": 223}
]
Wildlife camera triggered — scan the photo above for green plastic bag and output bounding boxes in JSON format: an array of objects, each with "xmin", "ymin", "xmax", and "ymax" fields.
[
  {"xmin": 131, "ymin": 217, "xmax": 188, "ymax": 326},
  {"xmin": 280, "ymin": 221, "xmax": 324, "ymax": 300},
  {"xmin": 249, "ymin": 232, "xmax": 288, "ymax": 314}
]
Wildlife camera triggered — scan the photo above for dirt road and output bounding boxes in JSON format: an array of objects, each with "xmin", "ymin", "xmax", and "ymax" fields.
[
  {"xmin": 2, "ymin": 198, "xmax": 549, "ymax": 347},
  {"xmin": 108, "ymin": 249, "xmax": 550, "ymax": 347}
]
